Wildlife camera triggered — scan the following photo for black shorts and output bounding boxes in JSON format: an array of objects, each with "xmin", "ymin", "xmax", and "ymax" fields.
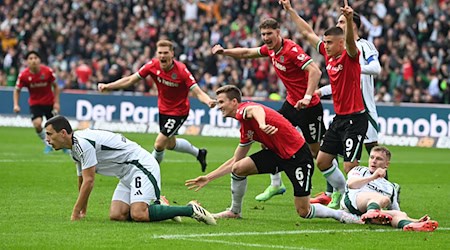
[
  {"xmin": 250, "ymin": 143, "xmax": 314, "ymax": 197},
  {"xmin": 278, "ymin": 101, "xmax": 325, "ymax": 144},
  {"xmin": 29, "ymin": 105, "xmax": 55, "ymax": 121},
  {"xmin": 158, "ymin": 114, "xmax": 188, "ymax": 137},
  {"xmin": 320, "ymin": 112, "xmax": 368, "ymax": 162}
]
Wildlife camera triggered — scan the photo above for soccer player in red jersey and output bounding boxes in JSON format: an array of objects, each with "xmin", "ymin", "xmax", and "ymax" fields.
[
  {"xmin": 280, "ymin": 0, "xmax": 368, "ymax": 208},
  {"xmin": 13, "ymin": 51, "xmax": 61, "ymax": 154},
  {"xmin": 185, "ymin": 85, "xmax": 362, "ymax": 224},
  {"xmin": 211, "ymin": 18, "xmax": 331, "ymax": 202},
  {"xmin": 98, "ymin": 40, "xmax": 216, "ymax": 172}
]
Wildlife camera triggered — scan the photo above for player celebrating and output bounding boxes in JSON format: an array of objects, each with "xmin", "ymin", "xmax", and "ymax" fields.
[
  {"xmin": 13, "ymin": 51, "xmax": 61, "ymax": 154},
  {"xmin": 312, "ymin": 12, "xmax": 383, "ymax": 206},
  {"xmin": 280, "ymin": 0, "xmax": 368, "ymax": 208},
  {"xmin": 186, "ymin": 85, "xmax": 362, "ymax": 224},
  {"xmin": 211, "ymin": 18, "xmax": 330, "ymax": 204},
  {"xmin": 98, "ymin": 40, "xmax": 216, "ymax": 172},
  {"xmin": 44, "ymin": 115, "xmax": 216, "ymax": 225},
  {"xmin": 343, "ymin": 146, "xmax": 438, "ymax": 232}
]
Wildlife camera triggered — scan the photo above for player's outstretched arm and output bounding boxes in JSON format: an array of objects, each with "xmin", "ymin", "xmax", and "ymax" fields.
[
  {"xmin": 279, "ymin": 0, "xmax": 320, "ymax": 48},
  {"xmin": 98, "ymin": 74, "xmax": 140, "ymax": 92},
  {"xmin": 71, "ymin": 166, "xmax": 96, "ymax": 221},
  {"xmin": 51, "ymin": 81, "xmax": 61, "ymax": 113},
  {"xmin": 211, "ymin": 44, "xmax": 261, "ymax": 59},
  {"xmin": 185, "ymin": 145, "xmax": 251, "ymax": 191},
  {"xmin": 191, "ymin": 85, "xmax": 216, "ymax": 108}
]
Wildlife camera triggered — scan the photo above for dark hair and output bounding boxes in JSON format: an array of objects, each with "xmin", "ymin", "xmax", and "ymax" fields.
[
  {"xmin": 371, "ymin": 146, "xmax": 392, "ymax": 160},
  {"xmin": 324, "ymin": 27, "xmax": 344, "ymax": 36},
  {"xmin": 216, "ymin": 85, "xmax": 242, "ymax": 103},
  {"xmin": 24, "ymin": 50, "xmax": 40, "ymax": 60},
  {"xmin": 259, "ymin": 18, "xmax": 280, "ymax": 30},
  {"xmin": 353, "ymin": 12, "xmax": 361, "ymax": 29},
  {"xmin": 45, "ymin": 115, "xmax": 73, "ymax": 134}
]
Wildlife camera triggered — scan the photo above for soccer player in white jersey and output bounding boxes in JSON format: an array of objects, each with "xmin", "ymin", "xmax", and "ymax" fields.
[
  {"xmin": 44, "ymin": 115, "xmax": 216, "ymax": 225},
  {"xmin": 342, "ymin": 146, "xmax": 438, "ymax": 232},
  {"xmin": 313, "ymin": 12, "xmax": 383, "ymax": 208}
]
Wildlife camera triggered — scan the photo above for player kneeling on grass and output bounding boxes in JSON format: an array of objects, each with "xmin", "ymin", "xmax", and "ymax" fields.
[
  {"xmin": 342, "ymin": 146, "xmax": 438, "ymax": 231},
  {"xmin": 44, "ymin": 115, "xmax": 216, "ymax": 225},
  {"xmin": 186, "ymin": 85, "xmax": 361, "ymax": 224}
]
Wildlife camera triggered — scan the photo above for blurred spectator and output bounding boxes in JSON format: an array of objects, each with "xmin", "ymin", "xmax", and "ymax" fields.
[{"xmin": 0, "ymin": 0, "xmax": 448, "ymax": 105}]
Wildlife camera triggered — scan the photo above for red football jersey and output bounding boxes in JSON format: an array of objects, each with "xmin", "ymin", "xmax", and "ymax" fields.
[
  {"xmin": 318, "ymin": 42, "xmax": 364, "ymax": 115},
  {"xmin": 16, "ymin": 65, "xmax": 56, "ymax": 106},
  {"xmin": 259, "ymin": 39, "xmax": 320, "ymax": 108},
  {"xmin": 138, "ymin": 59, "xmax": 197, "ymax": 116},
  {"xmin": 236, "ymin": 102, "xmax": 305, "ymax": 159}
]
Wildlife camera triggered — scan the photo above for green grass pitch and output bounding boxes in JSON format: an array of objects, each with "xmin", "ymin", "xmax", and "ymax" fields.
[{"xmin": 0, "ymin": 127, "xmax": 449, "ymax": 249}]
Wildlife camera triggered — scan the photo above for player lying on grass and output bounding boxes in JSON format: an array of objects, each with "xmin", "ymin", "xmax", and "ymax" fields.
[
  {"xmin": 44, "ymin": 115, "xmax": 216, "ymax": 225},
  {"xmin": 342, "ymin": 146, "xmax": 438, "ymax": 231},
  {"xmin": 186, "ymin": 85, "xmax": 361, "ymax": 224}
]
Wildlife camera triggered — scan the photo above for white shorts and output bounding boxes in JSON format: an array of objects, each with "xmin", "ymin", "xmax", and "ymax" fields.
[
  {"xmin": 364, "ymin": 111, "xmax": 379, "ymax": 144},
  {"xmin": 341, "ymin": 190, "xmax": 363, "ymax": 215},
  {"xmin": 111, "ymin": 150, "xmax": 161, "ymax": 205}
]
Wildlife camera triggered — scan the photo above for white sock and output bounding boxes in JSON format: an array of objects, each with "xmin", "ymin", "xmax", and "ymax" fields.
[
  {"xmin": 152, "ymin": 149, "xmax": 165, "ymax": 163},
  {"xmin": 308, "ymin": 204, "xmax": 342, "ymax": 220},
  {"xmin": 230, "ymin": 173, "xmax": 247, "ymax": 214},
  {"xmin": 270, "ymin": 173, "xmax": 282, "ymax": 187},
  {"xmin": 321, "ymin": 164, "xmax": 346, "ymax": 193},
  {"xmin": 172, "ymin": 138, "xmax": 199, "ymax": 157}
]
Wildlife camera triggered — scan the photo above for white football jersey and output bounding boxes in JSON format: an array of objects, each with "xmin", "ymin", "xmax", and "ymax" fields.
[
  {"xmin": 71, "ymin": 129, "xmax": 146, "ymax": 178},
  {"xmin": 346, "ymin": 166, "xmax": 398, "ymax": 209}
]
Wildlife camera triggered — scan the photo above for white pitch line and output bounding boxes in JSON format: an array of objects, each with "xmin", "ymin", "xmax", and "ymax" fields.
[
  {"xmin": 154, "ymin": 227, "xmax": 450, "ymax": 239},
  {"xmin": 179, "ymin": 238, "xmax": 315, "ymax": 250}
]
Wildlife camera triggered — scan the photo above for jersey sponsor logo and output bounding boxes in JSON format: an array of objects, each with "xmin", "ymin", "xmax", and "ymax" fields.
[
  {"xmin": 157, "ymin": 77, "xmax": 179, "ymax": 87},
  {"xmin": 30, "ymin": 82, "xmax": 48, "ymax": 88},
  {"xmin": 272, "ymin": 58, "xmax": 286, "ymax": 72},
  {"xmin": 326, "ymin": 63, "xmax": 343, "ymax": 72}
]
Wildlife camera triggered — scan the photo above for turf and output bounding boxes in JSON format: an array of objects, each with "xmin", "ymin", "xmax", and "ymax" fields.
[{"xmin": 0, "ymin": 127, "xmax": 448, "ymax": 249}]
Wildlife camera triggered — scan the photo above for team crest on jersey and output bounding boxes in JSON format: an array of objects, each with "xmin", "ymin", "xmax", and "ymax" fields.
[
  {"xmin": 246, "ymin": 130, "xmax": 254, "ymax": 140},
  {"xmin": 171, "ymin": 73, "xmax": 177, "ymax": 79},
  {"xmin": 280, "ymin": 56, "xmax": 284, "ymax": 63},
  {"xmin": 40, "ymin": 75, "xmax": 45, "ymax": 80}
]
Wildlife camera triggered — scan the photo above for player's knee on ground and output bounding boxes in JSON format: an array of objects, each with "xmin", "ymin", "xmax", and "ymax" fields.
[
  {"xmin": 130, "ymin": 206, "xmax": 149, "ymax": 222},
  {"xmin": 296, "ymin": 206, "xmax": 310, "ymax": 218},
  {"xmin": 109, "ymin": 210, "xmax": 129, "ymax": 221}
]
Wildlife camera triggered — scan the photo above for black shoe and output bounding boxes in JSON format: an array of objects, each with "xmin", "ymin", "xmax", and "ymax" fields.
[{"xmin": 197, "ymin": 149, "xmax": 207, "ymax": 172}]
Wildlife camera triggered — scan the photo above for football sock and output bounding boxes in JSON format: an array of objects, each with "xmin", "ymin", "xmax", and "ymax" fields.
[
  {"xmin": 148, "ymin": 204, "xmax": 193, "ymax": 222},
  {"xmin": 310, "ymin": 204, "xmax": 341, "ymax": 220},
  {"xmin": 367, "ymin": 202, "xmax": 381, "ymax": 211},
  {"xmin": 152, "ymin": 149, "xmax": 165, "ymax": 163},
  {"xmin": 270, "ymin": 172, "xmax": 282, "ymax": 187},
  {"xmin": 326, "ymin": 159, "xmax": 339, "ymax": 196},
  {"xmin": 397, "ymin": 219, "xmax": 412, "ymax": 229},
  {"xmin": 172, "ymin": 138, "xmax": 199, "ymax": 157},
  {"xmin": 321, "ymin": 164, "xmax": 346, "ymax": 193},
  {"xmin": 38, "ymin": 130, "xmax": 50, "ymax": 145},
  {"xmin": 230, "ymin": 172, "xmax": 247, "ymax": 214}
]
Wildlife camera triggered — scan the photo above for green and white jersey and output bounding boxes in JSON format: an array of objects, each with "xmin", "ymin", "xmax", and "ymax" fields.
[
  {"xmin": 71, "ymin": 129, "xmax": 145, "ymax": 178},
  {"xmin": 357, "ymin": 38, "xmax": 380, "ymax": 142},
  {"xmin": 345, "ymin": 166, "xmax": 399, "ymax": 211}
]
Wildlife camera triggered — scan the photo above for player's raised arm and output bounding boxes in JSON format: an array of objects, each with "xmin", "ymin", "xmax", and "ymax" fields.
[
  {"xmin": 211, "ymin": 44, "xmax": 262, "ymax": 59},
  {"xmin": 98, "ymin": 73, "xmax": 141, "ymax": 92},
  {"xmin": 341, "ymin": 1, "xmax": 358, "ymax": 58},
  {"xmin": 279, "ymin": 0, "xmax": 320, "ymax": 48}
]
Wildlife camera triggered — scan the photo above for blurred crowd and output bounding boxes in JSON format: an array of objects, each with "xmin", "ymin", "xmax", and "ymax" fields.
[{"xmin": 0, "ymin": 0, "xmax": 449, "ymax": 104}]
